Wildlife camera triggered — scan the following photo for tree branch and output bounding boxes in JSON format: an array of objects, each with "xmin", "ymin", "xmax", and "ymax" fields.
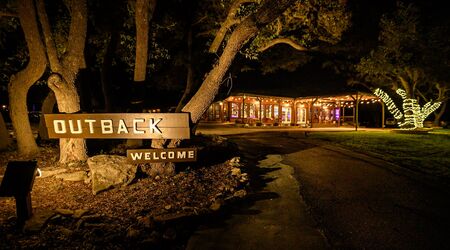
[
  {"xmin": 183, "ymin": 0, "xmax": 296, "ymax": 123},
  {"xmin": 257, "ymin": 37, "xmax": 308, "ymax": 52},
  {"xmin": 415, "ymin": 89, "xmax": 428, "ymax": 102},
  {"xmin": 208, "ymin": 0, "xmax": 259, "ymax": 53},
  {"xmin": 0, "ymin": 11, "xmax": 18, "ymax": 17},
  {"xmin": 63, "ymin": 0, "xmax": 87, "ymax": 78},
  {"xmin": 36, "ymin": 0, "xmax": 62, "ymax": 73}
]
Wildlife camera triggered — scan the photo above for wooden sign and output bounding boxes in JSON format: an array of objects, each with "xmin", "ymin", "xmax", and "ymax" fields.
[
  {"xmin": 44, "ymin": 113, "xmax": 190, "ymax": 139},
  {"xmin": 127, "ymin": 148, "xmax": 197, "ymax": 163}
]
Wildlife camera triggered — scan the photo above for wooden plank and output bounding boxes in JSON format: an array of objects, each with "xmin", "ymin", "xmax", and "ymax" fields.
[
  {"xmin": 44, "ymin": 113, "xmax": 190, "ymax": 139},
  {"xmin": 127, "ymin": 148, "xmax": 197, "ymax": 163}
]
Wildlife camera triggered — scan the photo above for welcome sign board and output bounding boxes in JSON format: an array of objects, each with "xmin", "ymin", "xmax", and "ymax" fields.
[
  {"xmin": 44, "ymin": 113, "xmax": 190, "ymax": 139},
  {"xmin": 127, "ymin": 148, "xmax": 197, "ymax": 163}
]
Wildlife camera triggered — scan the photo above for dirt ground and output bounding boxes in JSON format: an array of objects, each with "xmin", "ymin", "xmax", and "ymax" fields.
[{"xmin": 0, "ymin": 136, "xmax": 247, "ymax": 249}]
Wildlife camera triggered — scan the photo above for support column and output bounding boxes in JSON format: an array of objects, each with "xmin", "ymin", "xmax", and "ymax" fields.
[
  {"xmin": 242, "ymin": 95, "xmax": 245, "ymax": 123},
  {"xmin": 381, "ymin": 101, "xmax": 385, "ymax": 128},
  {"xmin": 350, "ymin": 93, "xmax": 360, "ymax": 131},
  {"xmin": 292, "ymin": 102, "xmax": 296, "ymax": 125},
  {"xmin": 337, "ymin": 102, "xmax": 341, "ymax": 127},
  {"xmin": 259, "ymin": 98, "xmax": 262, "ymax": 123},
  {"xmin": 356, "ymin": 93, "xmax": 359, "ymax": 131}
]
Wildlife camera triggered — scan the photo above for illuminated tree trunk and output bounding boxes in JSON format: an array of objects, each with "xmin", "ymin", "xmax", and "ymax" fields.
[
  {"xmin": 48, "ymin": 74, "xmax": 87, "ymax": 163},
  {"xmin": 127, "ymin": 0, "xmax": 156, "ymax": 148},
  {"xmin": 134, "ymin": 0, "xmax": 156, "ymax": 82},
  {"xmin": 183, "ymin": 0, "xmax": 296, "ymax": 124},
  {"xmin": 208, "ymin": 0, "xmax": 258, "ymax": 53},
  {"xmin": 8, "ymin": 0, "xmax": 47, "ymax": 156},
  {"xmin": 375, "ymin": 88, "xmax": 442, "ymax": 130},
  {"xmin": 36, "ymin": 0, "xmax": 88, "ymax": 163},
  {"xmin": 0, "ymin": 113, "xmax": 10, "ymax": 151}
]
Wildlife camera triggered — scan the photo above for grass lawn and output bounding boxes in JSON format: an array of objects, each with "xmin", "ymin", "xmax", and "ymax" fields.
[{"xmin": 308, "ymin": 130, "xmax": 450, "ymax": 181}]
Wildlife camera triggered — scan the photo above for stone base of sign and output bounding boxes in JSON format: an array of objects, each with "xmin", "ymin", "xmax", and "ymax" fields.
[
  {"xmin": 141, "ymin": 162, "xmax": 175, "ymax": 178},
  {"xmin": 87, "ymin": 155, "xmax": 137, "ymax": 195}
]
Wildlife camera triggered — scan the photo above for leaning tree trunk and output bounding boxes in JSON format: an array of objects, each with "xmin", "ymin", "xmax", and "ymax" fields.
[
  {"xmin": 208, "ymin": 0, "xmax": 257, "ymax": 53},
  {"xmin": 182, "ymin": 0, "xmax": 296, "ymax": 124},
  {"xmin": 38, "ymin": 90, "xmax": 56, "ymax": 140},
  {"xmin": 8, "ymin": 0, "xmax": 47, "ymax": 156},
  {"xmin": 0, "ymin": 113, "xmax": 11, "ymax": 151}
]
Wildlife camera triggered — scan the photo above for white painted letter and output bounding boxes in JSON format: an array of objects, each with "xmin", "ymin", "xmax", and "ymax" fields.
[
  {"xmin": 101, "ymin": 120, "xmax": 113, "ymax": 134},
  {"xmin": 85, "ymin": 119, "xmax": 96, "ymax": 133},
  {"xmin": 69, "ymin": 120, "xmax": 82, "ymax": 134},
  {"xmin": 53, "ymin": 120, "xmax": 66, "ymax": 134},
  {"xmin": 188, "ymin": 150, "xmax": 194, "ymax": 159},
  {"xmin": 149, "ymin": 118, "xmax": 162, "ymax": 134},
  {"xmin": 133, "ymin": 118, "xmax": 145, "ymax": 134},
  {"xmin": 130, "ymin": 153, "xmax": 143, "ymax": 160},
  {"xmin": 177, "ymin": 151, "xmax": 186, "ymax": 159},
  {"xmin": 117, "ymin": 119, "xmax": 129, "ymax": 134}
]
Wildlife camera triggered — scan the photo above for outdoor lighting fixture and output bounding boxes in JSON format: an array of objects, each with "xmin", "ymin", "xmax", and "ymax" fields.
[
  {"xmin": 36, "ymin": 168, "xmax": 42, "ymax": 177},
  {"xmin": 374, "ymin": 88, "xmax": 441, "ymax": 130}
]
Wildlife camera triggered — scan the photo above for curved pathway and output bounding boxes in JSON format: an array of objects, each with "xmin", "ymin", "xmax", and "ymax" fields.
[{"xmin": 188, "ymin": 130, "xmax": 450, "ymax": 249}]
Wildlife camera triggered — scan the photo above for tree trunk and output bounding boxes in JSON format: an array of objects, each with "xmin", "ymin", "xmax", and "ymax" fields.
[
  {"xmin": 48, "ymin": 74, "xmax": 87, "ymax": 163},
  {"xmin": 38, "ymin": 90, "xmax": 56, "ymax": 140},
  {"xmin": 100, "ymin": 31, "xmax": 119, "ymax": 112},
  {"xmin": 208, "ymin": 0, "xmax": 257, "ymax": 53},
  {"xmin": 127, "ymin": 0, "xmax": 157, "ymax": 148},
  {"xmin": 182, "ymin": 0, "xmax": 296, "ymax": 123},
  {"xmin": 8, "ymin": 0, "xmax": 47, "ymax": 156},
  {"xmin": 134, "ymin": 0, "xmax": 156, "ymax": 81},
  {"xmin": 0, "ymin": 112, "xmax": 10, "ymax": 151},
  {"xmin": 37, "ymin": 0, "xmax": 88, "ymax": 163},
  {"xmin": 433, "ymin": 101, "xmax": 447, "ymax": 126}
]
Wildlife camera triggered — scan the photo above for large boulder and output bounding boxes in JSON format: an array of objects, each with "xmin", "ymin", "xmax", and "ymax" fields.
[{"xmin": 87, "ymin": 155, "xmax": 137, "ymax": 195}]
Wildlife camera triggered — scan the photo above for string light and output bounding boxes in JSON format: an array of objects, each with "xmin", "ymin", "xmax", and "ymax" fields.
[
  {"xmin": 373, "ymin": 88, "xmax": 403, "ymax": 119},
  {"xmin": 374, "ymin": 88, "xmax": 442, "ymax": 130}
]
